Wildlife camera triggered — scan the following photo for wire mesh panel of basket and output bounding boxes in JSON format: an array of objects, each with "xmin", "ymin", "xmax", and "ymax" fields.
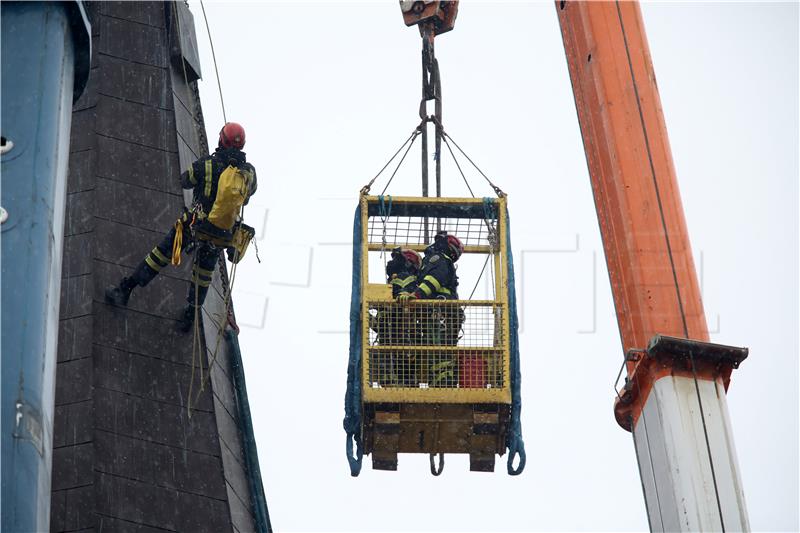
[
  {"xmin": 366, "ymin": 301, "xmax": 504, "ymax": 389},
  {"xmin": 367, "ymin": 214, "xmax": 496, "ymax": 250}
]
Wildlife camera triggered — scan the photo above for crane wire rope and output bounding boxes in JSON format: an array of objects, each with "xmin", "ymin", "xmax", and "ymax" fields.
[
  {"xmin": 440, "ymin": 133, "xmax": 475, "ymax": 198},
  {"xmin": 442, "ymin": 131, "xmax": 505, "ymax": 197},
  {"xmin": 361, "ymin": 126, "xmax": 422, "ymax": 195},
  {"xmin": 199, "ymin": 0, "xmax": 227, "ymax": 123}
]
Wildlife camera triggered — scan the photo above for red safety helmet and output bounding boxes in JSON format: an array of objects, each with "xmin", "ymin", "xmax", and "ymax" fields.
[
  {"xmin": 401, "ymin": 249, "xmax": 422, "ymax": 269},
  {"xmin": 446, "ymin": 235, "xmax": 464, "ymax": 261},
  {"xmin": 219, "ymin": 122, "xmax": 246, "ymax": 149}
]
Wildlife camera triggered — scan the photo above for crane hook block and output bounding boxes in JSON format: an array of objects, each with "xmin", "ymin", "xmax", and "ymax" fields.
[{"xmin": 399, "ymin": 1, "xmax": 459, "ymax": 36}]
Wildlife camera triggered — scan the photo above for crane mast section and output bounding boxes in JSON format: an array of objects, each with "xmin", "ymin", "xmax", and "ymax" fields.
[
  {"xmin": 558, "ymin": 1, "xmax": 707, "ymax": 350},
  {"xmin": 556, "ymin": 2, "xmax": 749, "ymax": 530}
]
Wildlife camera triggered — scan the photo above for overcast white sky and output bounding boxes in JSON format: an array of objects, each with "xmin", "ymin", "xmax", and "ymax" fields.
[{"xmin": 192, "ymin": 2, "xmax": 798, "ymax": 531}]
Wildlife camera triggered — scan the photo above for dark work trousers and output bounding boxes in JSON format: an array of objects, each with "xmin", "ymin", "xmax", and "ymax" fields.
[{"xmin": 130, "ymin": 220, "xmax": 219, "ymax": 307}]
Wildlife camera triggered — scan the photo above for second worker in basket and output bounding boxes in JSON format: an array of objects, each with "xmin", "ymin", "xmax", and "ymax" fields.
[
  {"xmin": 398, "ymin": 231, "xmax": 463, "ymax": 303},
  {"xmin": 105, "ymin": 122, "xmax": 258, "ymax": 332},
  {"xmin": 398, "ymin": 231, "xmax": 465, "ymax": 386}
]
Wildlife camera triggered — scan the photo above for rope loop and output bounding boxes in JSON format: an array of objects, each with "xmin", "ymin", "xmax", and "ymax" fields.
[
  {"xmin": 429, "ymin": 452, "xmax": 445, "ymax": 476},
  {"xmin": 506, "ymin": 434, "xmax": 526, "ymax": 476},
  {"xmin": 346, "ymin": 432, "xmax": 363, "ymax": 477}
]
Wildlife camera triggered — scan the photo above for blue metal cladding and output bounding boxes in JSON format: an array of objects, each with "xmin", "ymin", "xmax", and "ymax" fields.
[{"xmin": 1, "ymin": 2, "xmax": 90, "ymax": 532}]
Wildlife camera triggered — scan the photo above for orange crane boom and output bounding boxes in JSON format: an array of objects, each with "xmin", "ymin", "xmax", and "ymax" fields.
[{"xmin": 556, "ymin": 2, "xmax": 748, "ymax": 530}]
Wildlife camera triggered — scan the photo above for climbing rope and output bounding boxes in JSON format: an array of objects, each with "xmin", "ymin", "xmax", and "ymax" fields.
[
  {"xmin": 199, "ymin": 0, "xmax": 227, "ymax": 123},
  {"xmin": 187, "ymin": 247, "xmax": 202, "ymax": 418},
  {"xmin": 172, "ymin": 218, "xmax": 184, "ymax": 266},
  {"xmin": 191, "ymin": 234, "xmax": 243, "ymax": 409}
]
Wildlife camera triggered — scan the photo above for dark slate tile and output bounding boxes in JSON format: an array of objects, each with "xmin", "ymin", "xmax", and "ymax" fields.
[
  {"xmin": 95, "ymin": 134, "xmax": 181, "ymax": 194},
  {"xmin": 73, "ymin": 75, "xmax": 98, "ymax": 112},
  {"xmin": 55, "ymin": 357, "xmax": 92, "ymax": 405},
  {"xmin": 70, "ymin": 108, "xmax": 96, "ymax": 153},
  {"xmin": 175, "ymin": 491, "xmax": 231, "ymax": 533},
  {"xmin": 94, "ymin": 220, "xmax": 160, "ymax": 266},
  {"xmin": 52, "ymin": 442, "xmax": 93, "ymax": 491},
  {"xmin": 176, "ymin": 135, "xmax": 201, "ymax": 170},
  {"xmin": 226, "ymin": 482, "xmax": 257, "ymax": 533},
  {"xmin": 60, "ymin": 274, "xmax": 93, "ymax": 319},
  {"xmin": 94, "ymin": 260, "xmax": 192, "ymax": 325},
  {"xmin": 62, "ymin": 233, "xmax": 93, "ymax": 279},
  {"xmin": 173, "ymin": 2, "xmax": 202, "ymax": 82},
  {"xmin": 219, "ymin": 439, "xmax": 251, "ymax": 514},
  {"xmin": 53, "ymin": 400, "xmax": 93, "ymax": 447},
  {"xmin": 65, "ymin": 190, "xmax": 95, "ymax": 236},
  {"xmin": 96, "ymin": 176, "xmax": 183, "ymax": 234},
  {"xmin": 53, "ymin": 404, "xmax": 67, "ymax": 449},
  {"xmin": 58, "ymin": 315, "xmax": 93, "ymax": 362},
  {"xmin": 94, "ymin": 430, "xmax": 156, "ymax": 486},
  {"xmin": 94, "ymin": 388, "xmax": 220, "ymax": 455},
  {"xmin": 170, "ymin": 72, "xmax": 195, "ymax": 121},
  {"xmin": 64, "ymin": 485, "xmax": 94, "ymax": 532},
  {"xmin": 96, "ymin": 96, "xmax": 177, "ymax": 152},
  {"xmin": 95, "ymin": 431, "xmax": 226, "ymax": 500},
  {"xmin": 210, "ymin": 360, "xmax": 238, "ymax": 423},
  {"xmin": 95, "ymin": 472, "xmax": 177, "ymax": 531},
  {"xmin": 95, "ymin": 516, "xmax": 177, "ymax": 533},
  {"xmin": 97, "ymin": 16, "xmax": 166, "ymax": 68},
  {"xmin": 67, "ymin": 148, "xmax": 96, "ymax": 194},
  {"xmin": 94, "ymin": 304, "xmax": 193, "ymax": 364},
  {"xmin": 101, "ymin": 1, "xmax": 166, "ymax": 28},
  {"xmin": 94, "ymin": 344, "xmax": 213, "ymax": 411},
  {"xmin": 174, "ymin": 98, "xmax": 200, "ymax": 155},
  {"xmin": 97, "ymin": 54, "xmax": 172, "ymax": 109},
  {"xmin": 159, "ymin": 447, "xmax": 227, "ymax": 500},
  {"xmin": 213, "ymin": 402, "xmax": 245, "ymax": 468},
  {"xmin": 50, "ymin": 488, "xmax": 67, "ymax": 532}
]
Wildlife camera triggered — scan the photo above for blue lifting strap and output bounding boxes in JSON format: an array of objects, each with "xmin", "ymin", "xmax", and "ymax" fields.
[
  {"xmin": 343, "ymin": 205, "xmax": 364, "ymax": 476},
  {"xmin": 496, "ymin": 199, "xmax": 526, "ymax": 476}
]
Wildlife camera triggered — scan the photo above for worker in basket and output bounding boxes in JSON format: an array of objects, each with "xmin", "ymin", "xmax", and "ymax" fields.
[
  {"xmin": 398, "ymin": 231, "xmax": 465, "ymax": 387},
  {"xmin": 105, "ymin": 122, "xmax": 258, "ymax": 332},
  {"xmin": 369, "ymin": 247, "xmax": 422, "ymax": 386}
]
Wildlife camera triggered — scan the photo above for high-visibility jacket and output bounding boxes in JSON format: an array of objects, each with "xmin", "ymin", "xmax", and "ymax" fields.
[
  {"xmin": 180, "ymin": 147, "xmax": 257, "ymax": 217},
  {"xmin": 386, "ymin": 256, "xmax": 418, "ymax": 297},
  {"xmin": 408, "ymin": 251, "xmax": 459, "ymax": 300}
]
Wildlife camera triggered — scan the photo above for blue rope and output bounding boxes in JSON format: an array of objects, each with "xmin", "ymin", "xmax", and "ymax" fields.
[
  {"xmin": 225, "ymin": 330, "xmax": 273, "ymax": 532},
  {"xmin": 343, "ymin": 205, "xmax": 364, "ymax": 476},
  {"xmin": 504, "ymin": 204, "xmax": 526, "ymax": 475},
  {"xmin": 378, "ymin": 195, "xmax": 392, "ymax": 225},
  {"xmin": 482, "ymin": 197, "xmax": 495, "ymax": 220}
]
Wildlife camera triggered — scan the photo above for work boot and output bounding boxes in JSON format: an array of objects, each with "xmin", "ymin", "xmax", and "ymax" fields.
[
  {"xmin": 177, "ymin": 304, "xmax": 197, "ymax": 333},
  {"xmin": 105, "ymin": 277, "xmax": 136, "ymax": 307}
]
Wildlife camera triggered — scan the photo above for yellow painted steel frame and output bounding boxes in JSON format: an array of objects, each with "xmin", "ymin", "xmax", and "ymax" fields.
[{"xmin": 360, "ymin": 194, "xmax": 511, "ymax": 405}]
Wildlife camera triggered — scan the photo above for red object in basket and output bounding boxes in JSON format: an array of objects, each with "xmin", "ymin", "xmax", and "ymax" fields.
[{"xmin": 459, "ymin": 354, "xmax": 487, "ymax": 388}]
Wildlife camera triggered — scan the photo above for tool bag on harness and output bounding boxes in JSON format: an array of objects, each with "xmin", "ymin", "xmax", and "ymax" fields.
[{"xmin": 228, "ymin": 221, "xmax": 255, "ymax": 264}]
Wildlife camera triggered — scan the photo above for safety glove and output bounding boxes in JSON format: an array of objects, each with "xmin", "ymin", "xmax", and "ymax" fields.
[{"xmin": 397, "ymin": 292, "xmax": 417, "ymax": 305}]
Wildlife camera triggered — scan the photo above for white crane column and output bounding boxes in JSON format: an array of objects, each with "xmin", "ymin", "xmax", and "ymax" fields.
[{"xmin": 634, "ymin": 375, "xmax": 749, "ymax": 531}]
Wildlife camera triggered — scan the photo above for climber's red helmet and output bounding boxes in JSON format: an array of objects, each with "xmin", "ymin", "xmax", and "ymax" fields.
[{"xmin": 219, "ymin": 122, "xmax": 246, "ymax": 149}]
